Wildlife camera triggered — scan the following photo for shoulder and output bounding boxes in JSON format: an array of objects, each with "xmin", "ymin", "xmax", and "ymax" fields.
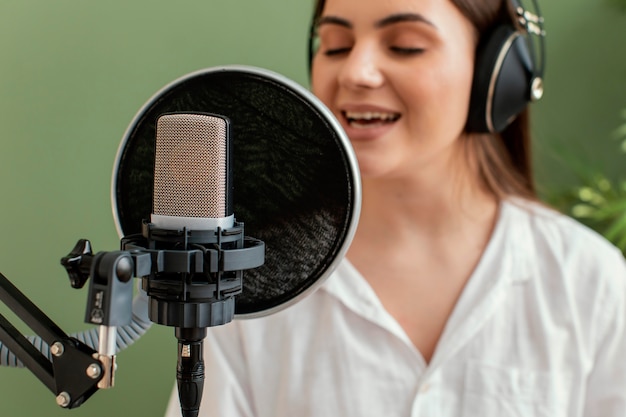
[
  {"xmin": 504, "ymin": 197, "xmax": 624, "ymax": 267},
  {"xmin": 503, "ymin": 198, "xmax": 626, "ymax": 311},
  {"xmin": 213, "ymin": 274, "xmax": 345, "ymax": 338},
  {"xmin": 207, "ymin": 259, "xmax": 375, "ymax": 354}
]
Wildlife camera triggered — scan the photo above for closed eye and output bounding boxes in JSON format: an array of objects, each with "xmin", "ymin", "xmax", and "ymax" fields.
[
  {"xmin": 324, "ymin": 47, "xmax": 352, "ymax": 56},
  {"xmin": 389, "ymin": 46, "xmax": 425, "ymax": 55}
]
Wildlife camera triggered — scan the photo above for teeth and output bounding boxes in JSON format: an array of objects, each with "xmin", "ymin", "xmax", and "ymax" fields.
[{"xmin": 345, "ymin": 111, "xmax": 398, "ymax": 121}]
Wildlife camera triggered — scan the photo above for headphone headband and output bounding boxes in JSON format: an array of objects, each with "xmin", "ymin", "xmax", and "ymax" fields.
[{"xmin": 514, "ymin": 0, "xmax": 546, "ymax": 100}]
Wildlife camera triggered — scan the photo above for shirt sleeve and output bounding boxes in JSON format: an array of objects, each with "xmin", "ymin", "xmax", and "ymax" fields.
[
  {"xmin": 583, "ymin": 251, "xmax": 626, "ymax": 417},
  {"xmin": 163, "ymin": 321, "xmax": 256, "ymax": 417}
]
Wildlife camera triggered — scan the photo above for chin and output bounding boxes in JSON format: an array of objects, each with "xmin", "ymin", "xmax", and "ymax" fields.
[{"xmin": 354, "ymin": 158, "xmax": 395, "ymax": 180}]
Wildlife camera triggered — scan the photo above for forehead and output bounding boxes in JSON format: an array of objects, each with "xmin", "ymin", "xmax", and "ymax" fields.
[
  {"xmin": 322, "ymin": 0, "xmax": 425, "ymax": 12},
  {"xmin": 321, "ymin": 0, "xmax": 474, "ymax": 38},
  {"xmin": 319, "ymin": 0, "xmax": 465, "ymax": 28}
]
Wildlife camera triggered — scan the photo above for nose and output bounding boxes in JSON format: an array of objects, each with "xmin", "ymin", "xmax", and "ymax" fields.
[{"xmin": 337, "ymin": 42, "xmax": 385, "ymax": 90}]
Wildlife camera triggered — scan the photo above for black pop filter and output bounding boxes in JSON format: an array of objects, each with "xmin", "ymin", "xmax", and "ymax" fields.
[{"xmin": 111, "ymin": 65, "xmax": 360, "ymax": 319}]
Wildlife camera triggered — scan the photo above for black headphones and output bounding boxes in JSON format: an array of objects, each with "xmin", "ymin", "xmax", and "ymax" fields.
[
  {"xmin": 307, "ymin": 0, "xmax": 546, "ymax": 134},
  {"xmin": 467, "ymin": 0, "xmax": 546, "ymax": 133}
]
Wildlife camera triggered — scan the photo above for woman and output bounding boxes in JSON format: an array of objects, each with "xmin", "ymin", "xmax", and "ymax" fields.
[{"xmin": 165, "ymin": 0, "xmax": 626, "ymax": 415}]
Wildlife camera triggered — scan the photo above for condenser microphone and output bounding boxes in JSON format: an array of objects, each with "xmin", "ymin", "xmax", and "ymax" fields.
[{"xmin": 151, "ymin": 112, "xmax": 234, "ymax": 417}]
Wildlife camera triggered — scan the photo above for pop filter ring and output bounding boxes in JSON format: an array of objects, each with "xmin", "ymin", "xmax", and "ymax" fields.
[{"xmin": 111, "ymin": 65, "xmax": 361, "ymax": 319}]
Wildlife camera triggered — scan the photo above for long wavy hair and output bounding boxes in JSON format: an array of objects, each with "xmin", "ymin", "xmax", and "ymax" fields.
[{"xmin": 309, "ymin": 0, "xmax": 537, "ymax": 201}]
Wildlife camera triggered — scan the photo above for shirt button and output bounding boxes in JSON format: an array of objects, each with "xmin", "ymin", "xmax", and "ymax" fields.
[{"xmin": 419, "ymin": 383, "xmax": 431, "ymax": 393}]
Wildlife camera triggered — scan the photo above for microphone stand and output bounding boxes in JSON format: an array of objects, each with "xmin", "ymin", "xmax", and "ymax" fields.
[
  {"xmin": 0, "ymin": 274, "xmax": 102, "ymax": 409},
  {"xmin": 0, "ymin": 221, "xmax": 264, "ymax": 415},
  {"xmin": 0, "ymin": 239, "xmax": 135, "ymax": 409}
]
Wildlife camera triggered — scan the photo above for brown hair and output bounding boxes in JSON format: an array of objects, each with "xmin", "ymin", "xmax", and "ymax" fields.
[{"xmin": 310, "ymin": 0, "xmax": 537, "ymax": 201}]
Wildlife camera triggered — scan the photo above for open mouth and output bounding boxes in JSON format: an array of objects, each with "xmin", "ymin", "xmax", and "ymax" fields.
[{"xmin": 343, "ymin": 111, "xmax": 401, "ymax": 129}]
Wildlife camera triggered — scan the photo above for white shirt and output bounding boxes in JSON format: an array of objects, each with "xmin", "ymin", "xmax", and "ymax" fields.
[{"xmin": 164, "ymin": 199, "xmax": 626, "ymax": 417}]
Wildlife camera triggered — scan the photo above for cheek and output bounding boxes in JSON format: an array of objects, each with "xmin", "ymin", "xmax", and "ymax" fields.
[
  {"xmin": 438, "ymin": 47, "xmax": 475, "ymax": 110},
  {"xmin": 409, "ymin": 58, "xmax": 474, "ymax": 127},
  {"xmin": 310, "ymin": 61, "xmax": 333, "ymax": 105}
]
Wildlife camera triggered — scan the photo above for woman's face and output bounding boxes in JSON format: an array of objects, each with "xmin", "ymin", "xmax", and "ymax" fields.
[{"xmin": 311, "ymin": 0, "xmax": 477, "ymax": 179}]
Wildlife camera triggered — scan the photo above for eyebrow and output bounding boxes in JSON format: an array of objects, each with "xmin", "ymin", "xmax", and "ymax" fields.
[
  {"xmin": 316, "ymin": 12, "xmax": 437, "ymax": 30},
  {"xmin": 376, "ymin": 13, "xmax": 437, "ymax": 29}
]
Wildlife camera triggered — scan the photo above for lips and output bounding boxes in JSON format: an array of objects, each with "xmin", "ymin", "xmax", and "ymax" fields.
[{"xmin": 342, "ymin": 110, "xmax": 401, "ymax": 129}]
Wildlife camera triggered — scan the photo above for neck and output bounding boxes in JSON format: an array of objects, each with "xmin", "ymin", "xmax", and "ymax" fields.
[{"xmin": 349, "ymin": 146, "xmax": 500, "ymax": 257}]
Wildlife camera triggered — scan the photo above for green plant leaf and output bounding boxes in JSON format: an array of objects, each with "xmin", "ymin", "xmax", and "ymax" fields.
[
  {"xmin": 604, "ymin": 212, "xmax": 626, "ymax": 243},
  {"xmin": 545, "ymin": 106, "xmax": 626, "ymax": 256},
  {"xmin": 594, "ymin": 199, "xmax": 626, "ymax": 218}
]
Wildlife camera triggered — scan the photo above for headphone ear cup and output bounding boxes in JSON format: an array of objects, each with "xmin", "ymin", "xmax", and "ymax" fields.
[{"xmin": 467, "ymin": 25, "xmax": 534, "ymax": 133}]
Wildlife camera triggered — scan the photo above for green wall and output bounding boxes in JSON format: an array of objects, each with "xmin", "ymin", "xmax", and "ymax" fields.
[
  {"xmin": 0, "ymin": 1, "xmax": 624, "ymax": 416},
  {"xmin": 533, "ymin": 0, "xmax": 626, "ymax": 193}
]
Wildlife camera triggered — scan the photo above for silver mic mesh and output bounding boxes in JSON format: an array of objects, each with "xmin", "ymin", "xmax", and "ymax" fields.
[{"xmin": 153, "ymin": 113, "xmax": 227, "ymax": 218}]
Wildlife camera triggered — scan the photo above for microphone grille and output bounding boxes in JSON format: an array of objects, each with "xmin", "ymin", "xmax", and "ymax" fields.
[{"xmin": 153, "ymin": 113, "xmax": 228, "ymax": 219}]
